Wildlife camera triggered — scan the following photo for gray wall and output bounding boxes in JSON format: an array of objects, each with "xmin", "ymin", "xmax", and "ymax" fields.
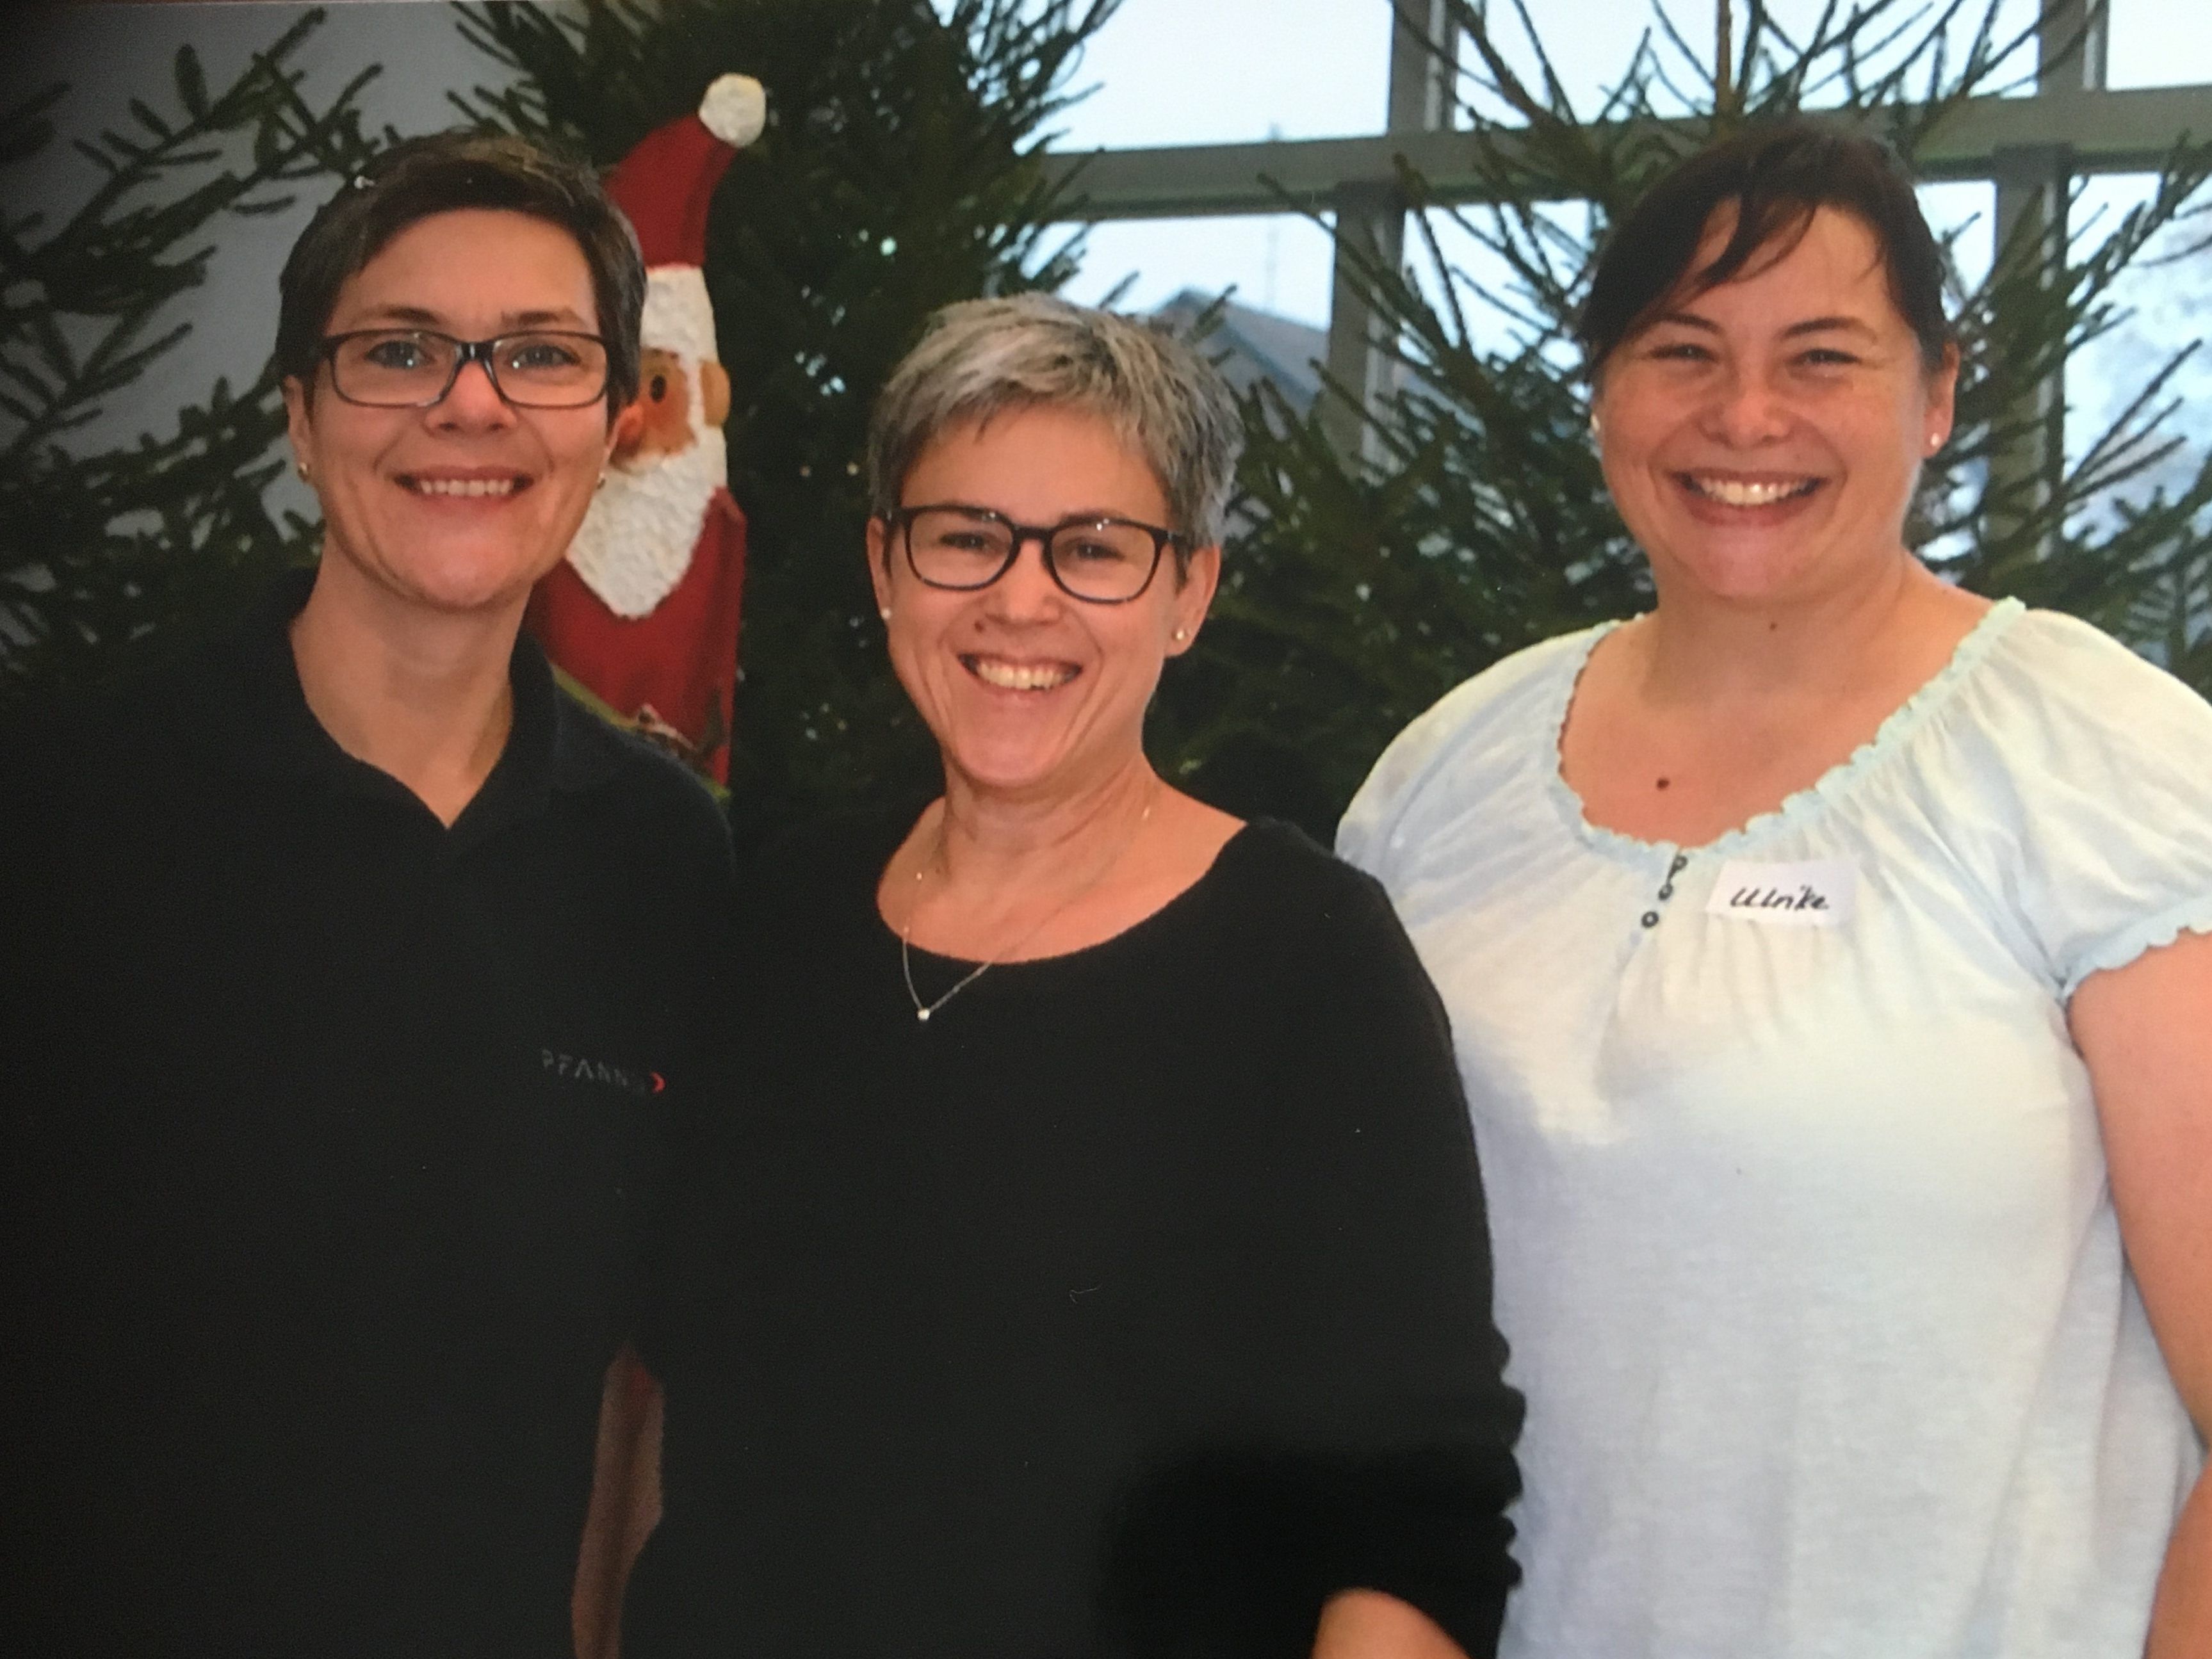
[{"xmin": 11, "ymin": 1, "xmax": 527, "ymax": 479}]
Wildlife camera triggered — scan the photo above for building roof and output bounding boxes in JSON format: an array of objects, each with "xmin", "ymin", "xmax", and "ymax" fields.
[{"xmin": 1151, "ymin": 288, "xmax": 1327, "ymax": 414}]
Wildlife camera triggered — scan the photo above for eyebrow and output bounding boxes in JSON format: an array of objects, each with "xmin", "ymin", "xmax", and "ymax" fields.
[
  {"xmin": 923, "ymin": 502, "xmax": 1144, "ymax": 524},
  {"xmin": 347, "ymin": 304, "xmax": 592, "ymax": 330},
  {"xmin": 1652, "ymin": 310, "xmax": 1879, "ymax": 340}
]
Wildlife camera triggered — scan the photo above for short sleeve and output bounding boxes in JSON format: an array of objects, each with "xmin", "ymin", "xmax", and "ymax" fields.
[
  {"xmin": 1336, "ymin": 693, "xmax": 1449, "ymax": 884},
  {"xmin": 1966, "ymin": 613, "xmax": 2212, "ymax": 999},
  {"xmin": 1337, "ymin": 630, "xmax": 1596, "ymax": 886}
]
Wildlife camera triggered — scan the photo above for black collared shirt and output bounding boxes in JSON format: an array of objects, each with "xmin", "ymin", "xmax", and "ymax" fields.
[{"xmin": 2, "ymin": 573, "xmax": 734, "ymax": 1657}]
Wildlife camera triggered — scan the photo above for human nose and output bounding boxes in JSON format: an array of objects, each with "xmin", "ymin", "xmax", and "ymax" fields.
[
  {"xmin": 983, "ymin": 531, "xmax": 1063, "ymax": 619},
  {"xmin": 430, "ymin": 348, "xmax": 516, "ymax": 429},
  {"xmin": 1702, "ymin": 362, "xmax": 1791, "ymax": 448}
]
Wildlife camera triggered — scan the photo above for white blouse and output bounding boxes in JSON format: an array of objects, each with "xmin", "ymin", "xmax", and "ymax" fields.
[{"xmin": 1338, "ymin": 599, "xmax": 2212, "ymax": 1659}]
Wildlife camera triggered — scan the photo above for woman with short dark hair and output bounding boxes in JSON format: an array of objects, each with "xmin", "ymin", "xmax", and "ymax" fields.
[
  {"xmin": 624, "ymin": 294, "xmax": 1525, "ymax": 1658},
  {"xmin": 1, "ymin": 127, "xmax": 741, "ymax": 1659},
  {"xmin": 1342, "ymin": 121, "xmax": 2212, "ymax": 1658}
]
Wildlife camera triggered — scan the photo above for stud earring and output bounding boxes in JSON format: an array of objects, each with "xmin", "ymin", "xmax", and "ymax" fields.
[
  {"xmin": 596, "ymin": 471, "xmax": 608, "ymax": 490},
  {"xmin": 1171, "ymin": 627, "xmax": 1189, "ymax": 642},
  {"xmin": 879, "ymin": 606, "xmax": 893, "ymax": 621},
  {"xmin": 295, "ymin": 459, "xmax": 311, "ymax": 482}
]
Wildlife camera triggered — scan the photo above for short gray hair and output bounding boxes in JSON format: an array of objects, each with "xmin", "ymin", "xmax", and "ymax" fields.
[{"xmin": 865, "ymin": 294, "xmax": 1244, "ymax": 549}]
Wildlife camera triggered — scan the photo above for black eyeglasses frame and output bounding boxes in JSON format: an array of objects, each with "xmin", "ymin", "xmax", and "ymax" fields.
[
  {"xmin": 884, "ymin": 503, "xmax": 1191, "ymax": 606},
  {"xmin": 317, "ymin": 328, "xmax": 612, "ymax": 410}
]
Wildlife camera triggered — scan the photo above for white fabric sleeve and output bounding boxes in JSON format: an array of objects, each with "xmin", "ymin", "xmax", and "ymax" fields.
[
  {"xmin": 1972, "ymin": 613, "xmax": 2212, "ymax": 999},
  {"xmin": 1337, "ymin": 702, "xmax": 1442, "ymax": 884},
  {"xmin": 1337, "ymin": 635, "xmax": 1587, "ymax": 884},
  {"xmin": 1336, "ymin": 673, "xmax": 1498, "ymax": 886}
]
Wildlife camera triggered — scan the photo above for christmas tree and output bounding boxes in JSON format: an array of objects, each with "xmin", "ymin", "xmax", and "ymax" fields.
[
  {"xmin": 1152, "ymin": 0, "xmax": 2212, "ymax": 834},
  {"xmin": 0, "ymin": 11, "xmax": 380, "ymax": 706}
]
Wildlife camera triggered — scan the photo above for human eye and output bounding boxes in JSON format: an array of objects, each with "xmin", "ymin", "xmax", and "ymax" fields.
[
  {"xmin": 1645, "ymin": 337, "xmax": 1712, "ymax": 363},
  {"xmin": 1062, "ymin": 533, "xmax": 1132, "ymax": 565},
  {"xmin": 505, "ymin": 334, "xmax": 588, "ymax": 371},
  {"xmin": 910, "ymin": 510, "xmax": 1009, "ymax": 556},
  {"xmin": 1796, "ymin": 345, "xmax": 1860, "ymax": 368},
  {"xmin": 931, "ymin": 521, "xmax": 1001, "ymax": 552},
  {"xmin": 359, "ymin": 332, "xmax": 437, "ymax": 371},
  {"xmin": 1057, "ymin": 522, "xmax": 1150, "ymax": 566}
]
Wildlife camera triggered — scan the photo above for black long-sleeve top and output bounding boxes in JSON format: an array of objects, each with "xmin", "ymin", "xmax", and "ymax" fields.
[{"xmin": 627, "ymin": 816, "xmax": 1523, "ymax": 1658}]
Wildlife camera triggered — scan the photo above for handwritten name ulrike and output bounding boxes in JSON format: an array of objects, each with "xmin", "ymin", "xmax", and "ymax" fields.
[{"xmin": 1705, "ymin": 859, "xmax": 1858, "ymax": 928}]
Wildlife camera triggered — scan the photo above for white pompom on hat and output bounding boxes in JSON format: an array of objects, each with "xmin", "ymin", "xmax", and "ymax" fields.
[{"xmin": 697, "ymin": 73, "xmax": 767, "ymax": 149}]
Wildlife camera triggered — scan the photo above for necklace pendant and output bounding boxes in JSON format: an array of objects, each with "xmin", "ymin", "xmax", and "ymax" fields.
[{"xmin": 916, "ymin": 1007, "xmax": 931, "ymax": 1023}]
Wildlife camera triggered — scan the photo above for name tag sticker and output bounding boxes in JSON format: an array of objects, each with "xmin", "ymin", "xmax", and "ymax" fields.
[{"xmin": 1707, "ymin": 857, "xmax": 1858, "ymax": 928}]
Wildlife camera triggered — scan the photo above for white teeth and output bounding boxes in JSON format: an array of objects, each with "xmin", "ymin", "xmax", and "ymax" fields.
[
  {"xmin": 408, "ymin": 476, "xmax": 519, "ymax": 498},
  {"xmin": 1689, "ymin": 475, "xmax": 1815, "ymax": 507},
  {"xmin": 969, "ymin": 657, "xmax": 1075, "ymax": 692}
]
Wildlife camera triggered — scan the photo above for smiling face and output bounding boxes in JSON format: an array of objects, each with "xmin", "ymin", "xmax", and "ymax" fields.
[
  {"xmin": 282, "ymin": 208, "xmax": 621, "ymax": 618},
  {"xmin": 866, "ymin": 404, "xmax": 1219, "ymax": 804},
  {"xmin": 1591, "ymin": 204, "xmax": 1956, "ymax": 609}
]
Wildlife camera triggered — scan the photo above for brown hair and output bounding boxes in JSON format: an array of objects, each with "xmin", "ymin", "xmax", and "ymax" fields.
[
  {"xmin": 1577, "ymin": 120, "xmax": 1955, "ymax": 378},
  {"xmin": 275, "ymin": 131, "xmax": 646, "ymax": 418}
]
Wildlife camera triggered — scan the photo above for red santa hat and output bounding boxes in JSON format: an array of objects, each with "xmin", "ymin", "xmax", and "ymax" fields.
[{"xmin": 605, "ymin": 75, "xmax": 765, "ymax": 363}]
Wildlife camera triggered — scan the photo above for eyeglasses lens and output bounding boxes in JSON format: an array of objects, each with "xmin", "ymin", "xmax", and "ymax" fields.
[
  {"xmin": 906, "ymin": 508, "xmax": 1157, "ymax": 602},
  {"xmin": 330, "ymin": 331, "xmax": 608, "ymax": 408}
]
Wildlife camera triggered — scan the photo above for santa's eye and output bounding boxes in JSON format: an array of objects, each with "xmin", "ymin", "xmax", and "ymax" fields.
[{"xmin": 650, "ymin": 375, "xmax": 669, "ymax": 401}]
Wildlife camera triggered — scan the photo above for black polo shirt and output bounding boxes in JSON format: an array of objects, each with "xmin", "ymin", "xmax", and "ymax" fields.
[{"xmin": 2, "ymin": 573, "xmax": 734, "ymax": 1657}]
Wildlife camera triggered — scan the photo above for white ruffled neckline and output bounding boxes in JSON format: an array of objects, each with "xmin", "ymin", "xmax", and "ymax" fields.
[{"xmin": 1541, "ymin": 595, "xmax": 2028, "ymax": 864}]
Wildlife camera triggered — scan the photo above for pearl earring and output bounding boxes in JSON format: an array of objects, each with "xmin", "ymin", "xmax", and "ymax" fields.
[
  {"xmin": 1171, "ymin": 627, "xmax": 1189, "ymax": 642},
  {"xmin": 295, "ymin": 459, "xmax": 311, "ymax": 482},
  {"xmin": 879, "ymin": 606, "xmax": 893, "ymax": 621}
]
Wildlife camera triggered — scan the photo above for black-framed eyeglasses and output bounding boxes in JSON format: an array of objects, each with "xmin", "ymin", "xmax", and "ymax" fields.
[
  {"xmin": 319, "ymin": 329, "xmax": 610, "ymax": 409},
  {"xmin": 886, "ymin": 504, "xmax": 1189, "ymax": 605}
]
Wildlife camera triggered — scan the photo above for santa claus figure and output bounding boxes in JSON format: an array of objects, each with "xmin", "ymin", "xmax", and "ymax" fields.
[{"xmin": 528, "ymin": 73, "xmax": 765, "ymax": 784}]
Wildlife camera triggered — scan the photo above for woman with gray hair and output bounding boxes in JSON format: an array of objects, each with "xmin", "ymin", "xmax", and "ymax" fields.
[{"xmin": 621, "ymin": 295, "xmax": 1524, "ymax": 1657}]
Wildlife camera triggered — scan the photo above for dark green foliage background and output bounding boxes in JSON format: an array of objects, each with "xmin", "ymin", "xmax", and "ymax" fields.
[{"xmin": 1, "ymin": 13, "xmax": 382, "ymax": 703}]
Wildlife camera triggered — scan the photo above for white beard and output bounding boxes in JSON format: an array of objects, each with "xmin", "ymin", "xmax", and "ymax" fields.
[{"xmin": 564, "ymin": 410, "xmax": 725, "ymax": 620}]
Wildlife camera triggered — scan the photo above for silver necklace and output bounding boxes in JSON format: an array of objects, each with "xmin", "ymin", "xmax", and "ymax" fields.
[{"xmin": 897, "ymin": 788, "xmax": 1156, "ymax": 1024}]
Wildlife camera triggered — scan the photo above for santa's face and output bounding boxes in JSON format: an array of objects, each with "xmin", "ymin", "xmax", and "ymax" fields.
[
  {"xmin": 867, "ymin": 405, "xmax": 1218, "ymax": 805},
  {"xmin": 619, "ymin": 346, "xmax": 731, "ymax": 464},
  {"xmin": 564, "ymin": 327, "xmax": 730, "ymax": 619},
  {"xmin": 284, "ymin": 209, "xmax": 619, "ymax": 618}
]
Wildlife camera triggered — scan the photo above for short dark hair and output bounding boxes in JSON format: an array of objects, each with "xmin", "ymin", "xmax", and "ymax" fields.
[
  {"xmin": 1576, "ymin": 120, "xmax": 1955, "ymax": 378},
  {"xmin": 275, "ymin": 131, "xmax": 646, "ymax": 417}
]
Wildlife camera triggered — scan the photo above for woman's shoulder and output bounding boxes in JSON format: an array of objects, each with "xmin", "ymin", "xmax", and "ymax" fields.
[
  {"xmin": 1954, "ymin": 604, "xmax": 2212, "ymax": 764},
  {"xmin": 1214, "ymin": 816, "xmax": 1379, "ymax": 895},
  {"xmin": 1999, "ymin": 606, "xmax": 2212, "ymax": 713},
  {"xmin": 1338, "ymin": 622, "xmax": 1617, "ymax": 871},
  {"xmin": 1178, "ymin": 822, "xmax": 1467, "ymax": 1096},
  {"xmin": 1396, "ymin": 625, "xmax": 1613, "ymax": 756},
  {"xmin": 1199, "ymin": 819, "xmax": 1419, "ymax": 956},
  {"xmin": 1915, "ymin": 604, "xmax": 2212, "ymax": 996}
]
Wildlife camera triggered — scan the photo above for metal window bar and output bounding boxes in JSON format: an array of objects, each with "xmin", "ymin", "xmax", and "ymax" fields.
[{"xmin": 1043, "ymin": 1, "xmax": 2211, "ymax": 492}]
